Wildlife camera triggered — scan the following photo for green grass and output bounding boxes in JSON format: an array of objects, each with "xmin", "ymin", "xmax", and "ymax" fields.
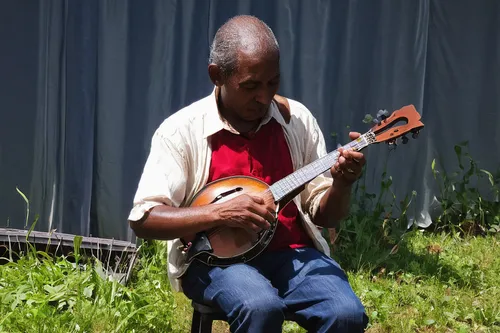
[
  {"xmin": 349, "ymin": 230, "xmax": 500, "ymax": 333},
  {"xmin": 0, "ymin": 241, "xmax": 176, "ymax": 333},
  {"xmin": 0, "ymin": 230, "xmax": 498, "ymax": 332}
]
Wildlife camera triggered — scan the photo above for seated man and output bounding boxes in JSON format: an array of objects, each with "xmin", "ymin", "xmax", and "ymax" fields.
[{"xmin": 128, "ymin": 15, "xmax": 368, "ymax": 333}]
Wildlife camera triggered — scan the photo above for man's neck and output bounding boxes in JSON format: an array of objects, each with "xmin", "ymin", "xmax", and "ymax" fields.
[{"xmin": 220, "ymin": 110, "xmax": 261, "ymax": 134}]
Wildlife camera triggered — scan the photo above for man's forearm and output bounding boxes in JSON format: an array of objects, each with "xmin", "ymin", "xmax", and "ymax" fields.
[
  {"xmin": 129, "ymin": 205, "xmax": 221, "ymax": 241},
  {"xmin": 313, "ymin": 181, "xmax": 352, "ymax": 229}
]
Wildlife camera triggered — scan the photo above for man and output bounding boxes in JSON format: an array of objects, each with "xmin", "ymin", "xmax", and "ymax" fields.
[{"xmin": 128, "ymin": 15, "xmax": 368, "ymax": 333}]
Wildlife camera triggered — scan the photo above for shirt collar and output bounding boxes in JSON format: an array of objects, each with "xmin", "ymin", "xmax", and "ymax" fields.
[{"xmin": 202, "ymin": 86, "xmax": 288, "ymax": 139}]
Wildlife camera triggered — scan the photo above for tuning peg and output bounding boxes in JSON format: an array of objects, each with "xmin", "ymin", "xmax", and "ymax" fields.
[
  {"xmin": 402, "ymin": 135, "xmax": 409, "ymax": 144},
  {"xmin": 376, "ymin": 109, "xmax": 390, "ymax": 121},
  {"xmin": 387, "ymin": 139, "xmax": 397, "ymax": 150},
  {"xmin": 412, "ymin": 130, "xmax": 420, "ymax": 139},
  {"xmin": 372, "ymin": 118, "xmax": 380, "ymax": 125},
  {"xmin": 387, "ymin": 138, "xmax": 397, "ymax": 146}
]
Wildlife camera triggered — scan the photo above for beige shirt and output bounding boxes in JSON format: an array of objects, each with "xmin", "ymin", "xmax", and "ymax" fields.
[{"xmin": 128, "ymin": 88, "xmax": 334, "ymax": 292}]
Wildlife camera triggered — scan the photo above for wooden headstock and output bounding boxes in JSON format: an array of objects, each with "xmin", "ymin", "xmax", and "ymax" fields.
[{"xmin": 371, "ymin": 105, "xmax": 424, "ymax": 144}]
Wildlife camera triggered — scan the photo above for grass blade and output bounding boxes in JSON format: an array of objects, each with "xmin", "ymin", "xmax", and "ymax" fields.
[{"xmin": 16, "ymin": 187, "xmax": 30, "ymax": 229}]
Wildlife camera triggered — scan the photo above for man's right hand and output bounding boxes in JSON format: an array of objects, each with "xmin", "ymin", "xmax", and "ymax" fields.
[
  {"xmin": 129, "ymin": 193, "xmax": 277, "ymax": 241},
  {"xmin": 214, "ymin": 194, "xmax": 276, "ymax": 234}
]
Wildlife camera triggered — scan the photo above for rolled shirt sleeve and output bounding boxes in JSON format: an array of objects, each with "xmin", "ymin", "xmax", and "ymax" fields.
[{"xmin": 128, "ymin": 128, "xmax": 188, "ymax": 221}]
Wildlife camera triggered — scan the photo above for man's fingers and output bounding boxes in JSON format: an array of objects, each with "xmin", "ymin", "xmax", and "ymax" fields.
[
  {"xmin": 247, "ymin": 201, "xmax": 275, "ymax": 226},
  {"xmin": 349, "ymin": 131, "xmax": 361, "ymax": 140},
  {"xmin": 350, "ymin": 151, "xmax": 365, "ymax": 161},
  {"xmin": 249, "ymin": 195, "xmax": 265, "ymax": 204},
  {"xmin": 341, "ymin": 150, "xmax": 365, "ymax": 166},
  {"xmin": 249, "ymin": 213, "xmax": 270, "ymax": 230}
]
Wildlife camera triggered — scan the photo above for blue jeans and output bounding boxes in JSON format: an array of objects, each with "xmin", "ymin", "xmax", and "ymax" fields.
[{"xmin": 181, "ymin": 247, "xmax": 368, "ymax": 332}]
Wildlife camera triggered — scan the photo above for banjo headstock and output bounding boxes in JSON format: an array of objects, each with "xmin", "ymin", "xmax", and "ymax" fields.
[{"xmin": 369, "ymin": 105, "xmax": 424, "ymax": 145}]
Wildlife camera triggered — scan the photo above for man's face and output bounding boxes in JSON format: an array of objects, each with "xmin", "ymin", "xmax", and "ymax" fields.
[{"xmin": 220, "ymin": 49, "xmax": 280, "ymax": 123}]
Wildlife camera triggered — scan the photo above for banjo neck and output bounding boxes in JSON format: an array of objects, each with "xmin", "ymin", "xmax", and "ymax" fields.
[{"xmin": 269, "ymin": 131, "xmax": 376, "ymax": 205}]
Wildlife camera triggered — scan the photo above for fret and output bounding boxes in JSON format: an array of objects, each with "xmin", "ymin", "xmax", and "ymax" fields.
[{"xmin": 270, "ymin": 131, "xmax": 376, "ymax": 202}]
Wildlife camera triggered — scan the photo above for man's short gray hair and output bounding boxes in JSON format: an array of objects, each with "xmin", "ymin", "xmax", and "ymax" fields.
[{"xmin": 209, "ymin": 15, "xmax": 280, "ymax": 78}]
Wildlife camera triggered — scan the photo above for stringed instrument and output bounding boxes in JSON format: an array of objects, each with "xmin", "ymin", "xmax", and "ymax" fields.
[{"xmin": 180, "ymin": 104, "xmax": 424, "ymax": 268}]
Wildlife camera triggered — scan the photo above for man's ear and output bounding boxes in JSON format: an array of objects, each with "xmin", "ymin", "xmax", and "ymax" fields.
[{"xmin": 208, "ymin": 64, "xmax": 224, "ymax": 86}]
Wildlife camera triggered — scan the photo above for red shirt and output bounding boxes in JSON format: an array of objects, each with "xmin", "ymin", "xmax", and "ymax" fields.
[{"xmin": 207, "ymin": 118, "xmax": 313, "ymax": 251}]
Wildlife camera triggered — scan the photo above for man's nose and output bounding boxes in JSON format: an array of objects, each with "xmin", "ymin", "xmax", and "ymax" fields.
[{"xmin": 254, "ymin": 87, "xmax": 275, "ymax": 105}]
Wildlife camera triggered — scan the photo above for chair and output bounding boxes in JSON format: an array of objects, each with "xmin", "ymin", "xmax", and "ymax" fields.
[
  {"xmin": 190, "ymin": 301, "xmax": 296, "ymax": 333},
  {"xmin": 191, "ymin": 301, "xmax": 227, "ymax": 333}
]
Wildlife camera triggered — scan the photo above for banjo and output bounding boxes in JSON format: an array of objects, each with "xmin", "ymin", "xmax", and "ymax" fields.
[{"xmin": 180, "ymin": 104, "xmax": 424, "ymax": 268}]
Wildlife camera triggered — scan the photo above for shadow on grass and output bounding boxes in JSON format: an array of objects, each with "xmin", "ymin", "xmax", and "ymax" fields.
[{"xmin": 330, "ymin": 227, "xmax": 484, "ymax": 290}]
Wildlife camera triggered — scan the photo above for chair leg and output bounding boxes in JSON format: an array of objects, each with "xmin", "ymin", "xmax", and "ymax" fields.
[
  {"xmin": 200, "ymin": 314, "xmax": 213, "ymax": 333},
  {"xmin": 191, "ymin": 310, "xmax": 213, "ymax": 333},
  {"xmin": 191, "ymin": 310, "xmax": 201, "ymax": 333}
]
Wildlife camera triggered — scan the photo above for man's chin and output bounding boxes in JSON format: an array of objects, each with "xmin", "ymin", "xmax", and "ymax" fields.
[
  {"xmin": 243, "ymin": 109, "xmax": 268, "ymax": 121},
  {"xmin": 241, "ymin": 115, "xmax": 264, "ymax": 123}
]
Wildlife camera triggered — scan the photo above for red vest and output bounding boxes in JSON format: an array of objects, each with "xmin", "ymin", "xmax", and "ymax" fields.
[{"xmin": 207, "ymin": 118, "xmax": 313, "ymax": 251}]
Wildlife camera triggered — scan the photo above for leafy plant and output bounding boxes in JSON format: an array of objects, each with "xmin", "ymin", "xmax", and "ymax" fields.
[
  {"xmin": 0, "ymin": 237, "xmax": 176, "ymax": 332},
  {"xmin": 0, "ymin": 190, "xmax": 176, "ymax": 333},
  {"xmin": 431, "ymin": 141, "xmax": 500, "ymax": 234},
  {"xmin": 328, "ymin": 156, "xmax": 417, "ymax": 273},
  {"xmin": 326, "ymin": 115, "xmax": 418, "ymax": 273}
]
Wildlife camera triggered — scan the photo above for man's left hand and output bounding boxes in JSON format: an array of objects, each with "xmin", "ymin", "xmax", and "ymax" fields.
[{"xmin": 330, "ymin": 132, "xmax": 366, "ymax": 187}]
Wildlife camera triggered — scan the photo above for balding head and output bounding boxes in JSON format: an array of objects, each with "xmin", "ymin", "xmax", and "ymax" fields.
[{"xmin": 209, "ymin": 15, "xmax": 280, "ymax": 78}]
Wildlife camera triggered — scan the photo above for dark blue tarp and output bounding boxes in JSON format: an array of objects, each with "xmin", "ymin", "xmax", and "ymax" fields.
[{"xmin": 0, "ymin": 0, "xmax": 498, "ymax": 241}]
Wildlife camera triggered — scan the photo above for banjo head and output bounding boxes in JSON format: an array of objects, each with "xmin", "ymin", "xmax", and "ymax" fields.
[{"xmin": 183, "ymin": 176, "xmax": 278, "ymax": 266}]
